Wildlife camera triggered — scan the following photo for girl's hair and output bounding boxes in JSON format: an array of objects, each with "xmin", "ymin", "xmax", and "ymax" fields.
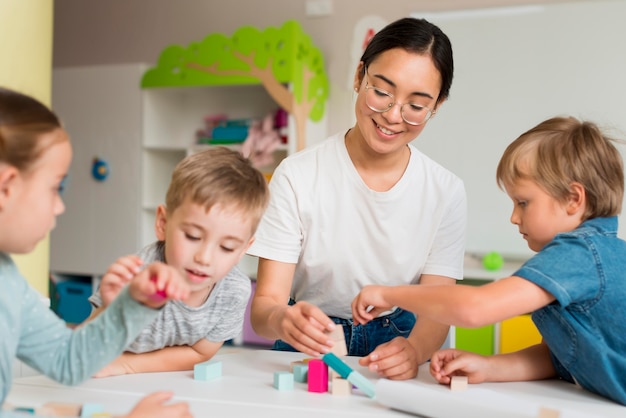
[
  {"xmin": 0, "ymin": 87, "xmax": 64, "ymax": 172},
  {"xmin": 165, "ymin": 146, "xmax": 270, "ymax": 231},
  {"xmin": 359, "ymin": 17, "xmax": 454, "ymax": 105},
  {"xmin": 496, "ymin": 116, "xmax": 624, "ymax": 220}
]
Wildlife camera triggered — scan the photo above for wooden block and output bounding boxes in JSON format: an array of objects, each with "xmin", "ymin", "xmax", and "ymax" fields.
[
  {"xmin": 194, "ymin": 360, "xmax": 222, "ymax": 381},
  {"xmin": 273, "ymin": 371, "xmax": 294, "ymax": 390},
  {"xmin": 450, "ymin": 375, "xmax": 468, "ymax": 391},
  {"xmin": 42, "ymin": 402, "xmax": 82, "ymax": 416},
  {"xmin": 327, "ymin": 325, "xmax": 347, "ymax": 356},
  {"xmin": 307, "ymin": 359, "xmax": 329, "ymax": 393},
  {"xmin": 331, "ymin": 377, "xmax": 352, "ymax": 396},
  {"xmin": 80, "ymin": 403, "xmax": 105, "ymax": 417},
  {"xmin": 290, "ymin": 360, "xmax": 305, "ymax": 372},
  {"xmin": 293, "ymin": 363, "xmax": 308, "ymax": 383},
  {"xmin": 537, "ymin": 407, "xmax": 561, "ymax": 418}
]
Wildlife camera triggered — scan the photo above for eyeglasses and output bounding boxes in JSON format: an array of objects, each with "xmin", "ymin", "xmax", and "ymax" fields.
[{"xmin": 363, "ymin": 77, "xmax": 435, "ymax": 126}]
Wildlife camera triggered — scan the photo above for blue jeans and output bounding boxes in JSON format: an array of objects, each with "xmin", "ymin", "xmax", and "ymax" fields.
[{"xmin": 272, "ymin": 307, "xmax": 416, "ymax": 357}]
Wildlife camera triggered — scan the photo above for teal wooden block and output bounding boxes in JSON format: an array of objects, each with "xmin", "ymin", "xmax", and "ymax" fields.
[
  {"xmin": 194, "ymin": 360, "xmax": 222, "ymax": 381},
  {"xmin": 80, "ymin": 403, "xmax": 105, "ymax": 417},
  {"xmin": 273, "ymin": 371, "xmax": 294, "ymax": 390},
  {"xmin": 293, "ymin": 363, "xmax": 308, "ymax": 383}
]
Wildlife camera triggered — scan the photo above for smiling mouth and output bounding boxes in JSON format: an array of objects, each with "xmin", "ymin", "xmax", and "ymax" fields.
[
  {"xmin": 375, "ymin": 121, "xmax": 398, "ymax": 136},
  {"xmin": 186, "ymin": 269, "xmax": 209, "ymax": 283}
]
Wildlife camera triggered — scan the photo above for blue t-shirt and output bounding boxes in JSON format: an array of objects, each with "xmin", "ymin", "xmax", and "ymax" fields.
[{"xmin": 514, "ymin": 216, "xmax": 626, "ymax": 405}]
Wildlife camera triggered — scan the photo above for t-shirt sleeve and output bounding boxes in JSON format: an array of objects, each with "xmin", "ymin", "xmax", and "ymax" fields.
[
  {"xmin": 422, "ymin": 177, "xmax": 467, "ymax": 280},
  {"xmin": 513, "ymin": 235, "xmax": 599, "ymax": 307},
  {"xmin": 247, "ymin": 161, "xmax": 302, "ymax": 263}
]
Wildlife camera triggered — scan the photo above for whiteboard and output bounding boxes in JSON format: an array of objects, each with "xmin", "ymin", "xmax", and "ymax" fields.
[{"xmin": 411, "ymin": 0, "xmax": 626, "ymax": 259}]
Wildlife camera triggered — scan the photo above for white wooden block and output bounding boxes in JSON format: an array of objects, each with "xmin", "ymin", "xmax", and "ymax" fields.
[{"xmin": 450, "ymin": 375, "xmax": 468, "ymax": 391}]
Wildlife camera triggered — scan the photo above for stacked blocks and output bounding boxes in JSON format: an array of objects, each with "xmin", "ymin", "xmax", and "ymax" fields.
[
  {"xmin": 194, "ymin": 360, "xmax": 222, "ymax": 381},
  {"xmin": 307, "ymin": 359, "xmax": 329, "ymax": 393},
  {"xmin": 273, "ymin": 371, "xmax": 295, "ymax": 390}
]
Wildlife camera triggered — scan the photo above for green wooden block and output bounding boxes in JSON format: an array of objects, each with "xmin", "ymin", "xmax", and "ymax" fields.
[{"xmin": 455, "ymin": 324, "xmax": 495, "ymax": 356}]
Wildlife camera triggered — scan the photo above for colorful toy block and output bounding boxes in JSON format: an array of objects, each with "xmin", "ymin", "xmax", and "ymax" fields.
[
  {"xmin": 194, "ymin": 360, "xmax": 222, "ymax": 381},
  {"xmin": 331, "ymin": 377, "xmax": 352, "ymax": 396},
  {"xmin": 42, "ymin": 402, "xmax": 82, "ymax": 417},
  {"xmin": 293, "ymin": 362, "xmax": 308, "ymax": 383},
  {"xmin": 450, "ymin": 375, "xmax": 468, "ymax": 391},
  {"xmin": 327, "ymin": 324, "xmax": 348, "ymax": 356},
  {"xmin": 307, "ymin": 359, "xmax": 328, "ymax": 393},
  {"xmin": 537, "ymin": 407, "xmax": 561, "ymax": 418},
  {"xmin": 81, "ymin": 403, "xmax": 105, "ymax": 417},
  {"xmin": 322, "ymin": 352, "xmax": 375, "ymax": 398},
  {"xmin": 273, "ymin": 371, "xmax": 294, "ymax": 390}
]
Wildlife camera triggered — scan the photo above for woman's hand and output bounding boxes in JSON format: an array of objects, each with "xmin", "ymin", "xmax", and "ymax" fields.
[{"xmin": 274, "ymin": 301, "xmax": 336, "ymax": 357}]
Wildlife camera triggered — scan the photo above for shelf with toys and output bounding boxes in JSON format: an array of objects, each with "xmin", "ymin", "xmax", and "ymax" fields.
[{"xmin": 50, "ymin": 21, "xmax": 328, "ymax": 284}]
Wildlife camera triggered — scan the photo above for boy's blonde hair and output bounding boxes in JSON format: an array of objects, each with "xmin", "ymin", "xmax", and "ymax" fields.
[
  {"xmin": 165, "ymin": 147, "xmax": 270, "ymax": 232},
  {"xmin": 496, "ymin": 116, "xmax": 624, "ymax": 221}
]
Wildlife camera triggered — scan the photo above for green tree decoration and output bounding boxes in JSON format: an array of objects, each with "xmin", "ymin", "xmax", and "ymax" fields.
[{"xmin": 141, "ymin": 20, "xmax": 329, "ymax": 151}]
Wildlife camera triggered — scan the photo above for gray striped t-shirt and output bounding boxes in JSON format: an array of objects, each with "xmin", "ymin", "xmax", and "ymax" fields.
[{"xmin": 89, "ymin": 241, "xmax": 252, "ymax": 353}]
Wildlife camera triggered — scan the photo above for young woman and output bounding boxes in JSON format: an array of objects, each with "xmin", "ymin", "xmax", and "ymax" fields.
[{"xmin": 248, "ymin": 17, "xmax": 466, "ymax": 380}]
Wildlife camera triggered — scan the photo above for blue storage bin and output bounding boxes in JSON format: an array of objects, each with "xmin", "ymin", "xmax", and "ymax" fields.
[{"xmin": 49, "ymin": 273, "xmax": 94, "ymax": 324}]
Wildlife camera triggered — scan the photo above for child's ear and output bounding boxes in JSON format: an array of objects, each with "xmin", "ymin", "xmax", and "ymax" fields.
[
  {"xmin": 0, "ymin": 165, "xmax": 19, "ymax": 211},
  {"xmin": 566, "ymin": 182, "xmax": 586, "ymax": 215},
  {"xmin": 236, "ymin": 237, "xmax": 255, "ymax": 263},
  {"xmin": 154, "ymin": 205, "xmax": 168, "ymax": 241}
]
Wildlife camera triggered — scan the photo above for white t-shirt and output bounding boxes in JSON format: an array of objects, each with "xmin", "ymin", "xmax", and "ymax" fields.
[{"xmin": 247, "ymin": 132, "xmax": 467, "ymax": 318}]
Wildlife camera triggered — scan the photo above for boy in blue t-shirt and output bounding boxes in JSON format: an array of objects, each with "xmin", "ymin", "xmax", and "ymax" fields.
[{"xmin": 351, "ymin": 116, "xmax": 626, "ymax": 405}]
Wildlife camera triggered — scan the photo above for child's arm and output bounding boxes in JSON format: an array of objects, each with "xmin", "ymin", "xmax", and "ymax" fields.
[
  {"xmin": 93, "ymin": 339, "xmax": 224, "ymax": 377},
  {"xmin": 429, "ymin": 342, "xmax": 556, "ymax": 384},
  {"xmin": 352, "ymin": 276, "xmax": 555, "ymax": 328}
]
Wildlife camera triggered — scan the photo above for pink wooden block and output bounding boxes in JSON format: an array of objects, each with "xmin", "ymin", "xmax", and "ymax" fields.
[{"xmin": 307, "ymin": 359, "xmax": 328, "ymax": 393}]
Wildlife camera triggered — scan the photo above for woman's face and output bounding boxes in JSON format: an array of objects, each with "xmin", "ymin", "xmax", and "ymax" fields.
[{"xmin": 353, "ymin": 47, "xmax": 442, "ymax": 155}]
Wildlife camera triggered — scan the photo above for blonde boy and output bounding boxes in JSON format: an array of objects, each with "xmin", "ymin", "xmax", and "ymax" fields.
[
  {"xmin": 87, "ymin": 147, "xmax": 269, "ymax": 376},
  {"xmin": 352, "ymin": 116, "xmax": 626, "ymax": 405}
]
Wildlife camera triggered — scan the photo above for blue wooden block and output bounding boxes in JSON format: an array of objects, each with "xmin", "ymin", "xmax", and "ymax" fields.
[
  {"xmin": 194, "ymin": 360, "xmax": 222, "ymax": 381},
  {"xmin": 273, "ymin": 371, "xmax": 294, "ymax": 390},
  {"xmin": 293, "ymin": 363, "xmax": 308, "ymax": 383},
  {"xmin": 80, "ymin": 403, "xmax": 105, "ymax": 417}
]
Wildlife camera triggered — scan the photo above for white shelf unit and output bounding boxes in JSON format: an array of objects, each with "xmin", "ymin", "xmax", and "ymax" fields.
[{"xmin": 51, "ymin": 63, "xmax": 319, "ymax": 279}]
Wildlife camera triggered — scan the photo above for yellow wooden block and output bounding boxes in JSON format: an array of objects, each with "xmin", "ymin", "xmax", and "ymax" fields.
[
  {"xmin": 500, "ymin": 315, "xmax": 542, "ymax": 354},
  {"xmin": 537, "ymin": 407, "xmax": 561, "ymax": 418}
]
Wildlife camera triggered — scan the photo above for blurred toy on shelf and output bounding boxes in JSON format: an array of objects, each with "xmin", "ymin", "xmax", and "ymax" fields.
[{"xmin": 240, "ymin": 112, "xmax": 282, "ymax": 168}]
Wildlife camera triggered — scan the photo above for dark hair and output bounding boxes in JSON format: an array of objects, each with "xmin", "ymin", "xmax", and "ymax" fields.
[
  {"xmin": 0, "ymin": 86, "xmax": 63, "ymax": 172},
  {"xmin": 359, "ymin": 17, "xmax": 454, "ymax": 104}
]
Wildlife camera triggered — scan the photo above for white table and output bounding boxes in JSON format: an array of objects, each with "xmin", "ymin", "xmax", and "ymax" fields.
[{"xmin": 7, "ymin": 350, "xmax": 625, "ymax": 417}]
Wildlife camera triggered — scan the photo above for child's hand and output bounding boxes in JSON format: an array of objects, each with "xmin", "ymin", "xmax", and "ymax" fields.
[
  {"xmin": 429, "ymin": 348, "xmax": 489, "ymax": 384},
  {"xmin": 124, "ymin": 391, "xmax": 192, "ymax": 418},
  {"xmin": 351, "ymin": 285, "xmax": 394, "ymax": 325},
  {"xmin": 100, "ymin": 255, "xmax": 144, "ymax": 307},
  {"xmin": 93, "ymin": 354, "xmax": 133, "ymax": 378},
  {"xmin": 129, "ymin": 262, "xmax": 190, "ymax": 309}
]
